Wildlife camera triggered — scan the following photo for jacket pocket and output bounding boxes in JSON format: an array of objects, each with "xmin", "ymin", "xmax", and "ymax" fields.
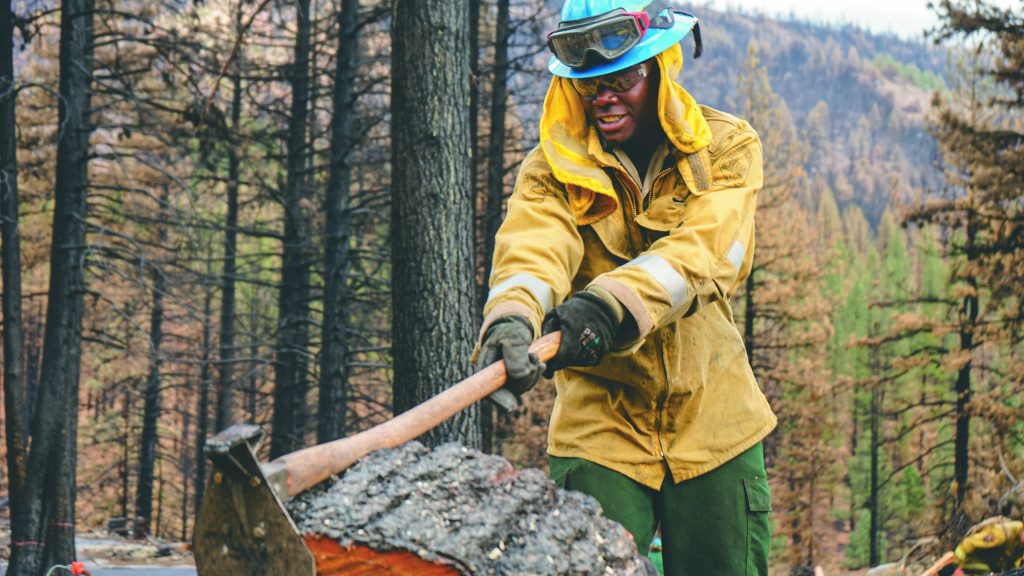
[
  {"xmin": 587, "ymin": 212, "xmax": 634, "ymax": 261},
  {"xmin": 635, "ymin": 193, "xmax": 687, "ymax": 232}
]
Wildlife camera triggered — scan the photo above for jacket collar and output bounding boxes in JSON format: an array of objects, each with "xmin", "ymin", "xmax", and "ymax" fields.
[{"xmin": 539, "ymin": 43, "xmax": 713, "ymax": 225}]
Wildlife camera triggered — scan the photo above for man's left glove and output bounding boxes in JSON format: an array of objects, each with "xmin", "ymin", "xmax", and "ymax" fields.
[
  {"xmin": 475, "ymin": 315, "xmax": 546, "ymax": 413},
  {"xmin": 542, "ymin": 290, "xmax": 623, "ymax": 376}
]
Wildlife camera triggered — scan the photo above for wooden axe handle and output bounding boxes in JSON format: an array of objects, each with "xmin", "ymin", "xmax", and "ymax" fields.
[
  {"xmin": 273, "ymin": 331, "xmax": 562, "ymax": 497},
  {"xmin": 919, "ymin": 551, "xmax": 958, "ymax": 576}
]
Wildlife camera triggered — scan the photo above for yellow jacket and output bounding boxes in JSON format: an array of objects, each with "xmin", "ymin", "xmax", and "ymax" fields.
[{"xmin": 482, "ymin": 44, "xmax": 776, "ymax": 489}]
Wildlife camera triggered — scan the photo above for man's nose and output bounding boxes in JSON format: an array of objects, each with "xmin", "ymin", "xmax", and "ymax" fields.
[{"xmin": 592, "ymin": 86, "xmax": 619, "ymax": 106}]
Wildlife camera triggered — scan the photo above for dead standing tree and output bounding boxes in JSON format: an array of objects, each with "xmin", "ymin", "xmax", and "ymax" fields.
[
  {"xmin": 214, "ymin": 2, "xmax": 245, "ymax": 434},
  {"xmin": 271, "ymin": 0, "xmax": 315, "ymax": 458},
  {"xmin": 1, "ymin": 0, "xmax": 29, "ymax": 552},
  {"xmin": 318, "ymin": 0, "xmax": 361, "ymax": 444},
  {"xmin": 133, "ymin": 189, "xmax": 170, "ymax": 538},
  {"xmin": 390, "ymin": 0, "xmax": 479, "ymax": 447},
  {"xmin": 7, "ymin": 0, "xmax": 95, "ymax": 571}
]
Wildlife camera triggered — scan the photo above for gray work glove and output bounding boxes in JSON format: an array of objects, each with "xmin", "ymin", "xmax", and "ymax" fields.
[{"xmin": 475, "ymin": 315, "xmax": 546, "ymax": 413}]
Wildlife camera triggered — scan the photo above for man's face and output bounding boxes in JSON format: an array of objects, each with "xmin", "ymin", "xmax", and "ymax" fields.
[{"xmin": 576, "ymin": 61, "xmax": 660, "ymax": 147}]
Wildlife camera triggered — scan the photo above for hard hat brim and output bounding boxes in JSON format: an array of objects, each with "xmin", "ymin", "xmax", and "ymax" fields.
[{"xmin": 548, "ymin": 12, "xmax": 697, "ymax": 79}]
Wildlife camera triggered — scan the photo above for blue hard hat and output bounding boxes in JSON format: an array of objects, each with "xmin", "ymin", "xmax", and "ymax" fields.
[{"xmin": 548, "ymin": 0, "xmax": 699, "ymax": 79}]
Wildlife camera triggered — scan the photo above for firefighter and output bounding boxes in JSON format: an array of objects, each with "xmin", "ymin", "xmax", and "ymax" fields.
[
  {"xmin": 475, "ymin": 1, "xmax": 777, "ymax": 573},
  {"xmin": 955, "ymin": 517, "xmax": 1024, "ymax": 573}
]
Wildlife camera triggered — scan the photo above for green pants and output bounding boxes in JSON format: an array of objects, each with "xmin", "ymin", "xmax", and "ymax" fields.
[{"xmin": 550, "ymin": 443, "xmax": 771, "ymax": 576}]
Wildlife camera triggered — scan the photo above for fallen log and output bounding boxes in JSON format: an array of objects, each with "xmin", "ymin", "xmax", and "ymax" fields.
[{"xmin": 288, "ymin": 441, "xmax": 657, "ymax": 575}]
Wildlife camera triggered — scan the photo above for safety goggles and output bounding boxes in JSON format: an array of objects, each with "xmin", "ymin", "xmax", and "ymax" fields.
[
  {"xmin": 547, "ymin": 1, "xmax": 676, "ymax": 69},
  {"xmin": 570, "ymin": 61, "xmax": 650, "ymax": 98}
]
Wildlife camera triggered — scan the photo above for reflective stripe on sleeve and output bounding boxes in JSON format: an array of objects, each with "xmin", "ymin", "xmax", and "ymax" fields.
[
  {"xmin": 625, "ymin": 254, "xmax": 688, "ymax": 309},
  {"xmin": 486, "ymin": 272, "xmax": 554, "ymax": 313},
  {"xmin": 727, "ymin": 240, "xmax": 746, "ymax": 272}
]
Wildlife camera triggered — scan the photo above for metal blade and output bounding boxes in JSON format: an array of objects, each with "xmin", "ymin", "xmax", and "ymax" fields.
[{"xmin": 193, "ymin": 425, "xmax": 315, "ymax": 576}]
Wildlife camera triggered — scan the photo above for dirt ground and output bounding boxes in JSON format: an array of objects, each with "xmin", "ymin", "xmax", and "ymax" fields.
[{"xmin": 0, "ymin": 517, "xmax": 195, "ymax": 570}]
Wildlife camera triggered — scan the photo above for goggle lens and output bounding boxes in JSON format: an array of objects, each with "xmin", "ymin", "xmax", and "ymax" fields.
[
  {"xmin": 598, "ymin": 19, "xmax": 637, "ymax": 51},
  {"xmin": 570, "ymin": 63, "xmax": 649, "ymax": 98},
  {"xmin": 547, "ymin": 3, "xmax": 678, "ymax": 69},
  {"xmin": 553, "ymin": 33, "xmax": 596, "ymax": 67},
  {"xmin": 548, "ymin": 9, "xmax": 645, "ymax": 68}
]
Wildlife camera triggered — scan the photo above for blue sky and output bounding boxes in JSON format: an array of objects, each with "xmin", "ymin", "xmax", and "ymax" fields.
[{"xmin": 706, "ymin": 0, "xmax": 1017, "ymax": 40}]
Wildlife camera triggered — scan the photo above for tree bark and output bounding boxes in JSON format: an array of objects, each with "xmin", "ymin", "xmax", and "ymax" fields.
[
  {"xmin": 179, "ymin": 401, "xmax": 191, "ymax": 542},
  {"xmin": 120, "ymin": 389, "xmax": 131, "ymax": 522},
  {"xmin": 954, "ymin": 211, "xmax": 977, "ymax": 526},
  {"xmin": 134, "ymin": 195, "xmax": 168, "ymax": 538},
  {"xmin": 478, "ymin": 0, "xmax": 510, "ymax": 455},
  {"xmin": 390, "ymin": 0, "xmax": 479, "ymax": 448},
  {"xmin": 469, "ymin": 0, "xmax": 481, "ymax": 312},
  {"xmin": 1, "ymin": 0, "xmax": 29, "ymax": 555},
  {"xmin": 480, "ymin": 0, "xmax": 509, "ymax": 298},
  {"xmin": 271, "ymin": 0, "xmax": 314, "ymax": 458},
  {"xmin": 318, "ymin": 0, "xmax": 361, "ymax": 444},
  {"xmin": 247, "ymin": 303, "xmax": 259, "ymax": 422},
  {"xmin": 868, "ymin": 333, "xmax": 880, "ymax": 567},
  {"xmin": 215, "ymin": 7, "xmax": 244, "ymax": 432},
  {"xmin": 288, "ymin": 442, "xmax": 656, "ymax": 575},
  {"xmin": 193, "ymin": 282, "xmax": 214, "ymax": 529},
  {"xmin": 7, "ymin": 0, "xmax": 94, "ymax": 570}
]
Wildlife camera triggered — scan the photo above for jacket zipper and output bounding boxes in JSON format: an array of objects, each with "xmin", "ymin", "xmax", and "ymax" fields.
[
  {"xmin": 614, "ymin": 171, "xmax": 642, "ymax": 257},
  {"xmin": 618, "ymin": 166, "xmax": 674, "ymax": 461},
  {"xmin": 618, "ymin": 170, "xmax": 641, "ymax": 220},
  {"xmin": 643, "ymin": 166, "xmax": 675, "ymax": 212}
]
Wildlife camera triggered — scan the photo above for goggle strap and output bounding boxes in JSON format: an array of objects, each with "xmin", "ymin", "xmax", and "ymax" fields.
[
  {"xmin": 552, "ymin": 7, "xmax": 627, "ymax": 33},
  {"xmin": 691, "ymin": 20, "xmax": 703, "ymax": 59}
]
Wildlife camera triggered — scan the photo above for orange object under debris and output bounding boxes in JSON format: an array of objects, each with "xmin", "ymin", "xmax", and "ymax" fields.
[{"xmin": 305, "ymin": 535, "xmax": 460, "ymax": 575}]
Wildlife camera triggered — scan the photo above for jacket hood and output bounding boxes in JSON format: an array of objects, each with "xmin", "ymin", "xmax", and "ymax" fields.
[{"xmin": 539, "ymin": 43, "xmax": 712, "ymax": 225}]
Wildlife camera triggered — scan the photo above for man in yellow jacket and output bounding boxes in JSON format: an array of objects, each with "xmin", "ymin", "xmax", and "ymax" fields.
[{"xmin": 475, "ymin": 1, "xmax": 777, "ymax": 573}]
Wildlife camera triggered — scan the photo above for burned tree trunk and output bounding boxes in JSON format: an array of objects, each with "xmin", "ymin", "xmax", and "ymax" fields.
[
  {"xmin": 7, "ymin": 0, "xmax": 95, "ymax": 570},
  {"xmin": 215, "ymin": 8, "xmax": 244, "ymax": 432},
  {"xmin": 271, "ymin": 0, "xmax": 314, "ymax": 458},
  {"xmin": 390, "ymin": 0, "xmax": 478, "ymax": 448},
  {"xmin": 318, "ymin": 0, "xmax": 360, "ymax": 444},
  {"xmin": 478, "ymin": 0, "xmax": 511, "ymax": 456},
  {"xmin": 480, "ymin": 0, "xmax": 510, "ymax": 294},
  {"xmin": 194, "ymin": 280, "xmax": 215, "ymax": 523},
  {"xmin": 288, "ymin": 442, "xmax": 656, "ymax": 575},
  {"xmin": 1, "ymin": 0, "xmax": 29, "ymax": 553},
  {"xmin": 134, "ymin": 201, "xmax": 168, "ymax": 538}
]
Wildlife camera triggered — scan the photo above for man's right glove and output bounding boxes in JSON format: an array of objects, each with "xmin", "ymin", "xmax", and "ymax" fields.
[
  {"xmin": 475, "ymin": 315, "xmax": 546, "ymax": 413},
  {"xmin": 541, "ymin": 290, "xmax": 623, "ymax": 377}
]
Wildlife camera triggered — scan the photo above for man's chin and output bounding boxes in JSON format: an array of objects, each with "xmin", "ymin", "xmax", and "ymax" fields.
[{"xmin": 598, "ymin": 127, "xmax": 634, "ymax": 146}]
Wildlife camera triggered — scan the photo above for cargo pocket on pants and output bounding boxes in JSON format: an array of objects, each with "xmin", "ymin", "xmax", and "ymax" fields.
[{"xmin": 744, "ymin": 476, "xmax": 772, "ymax": 576}]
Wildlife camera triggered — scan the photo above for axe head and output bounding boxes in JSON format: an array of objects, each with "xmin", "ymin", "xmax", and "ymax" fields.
[{"xmin": 192, "ymin": 424, "xmax": 315, "ymax": 576}]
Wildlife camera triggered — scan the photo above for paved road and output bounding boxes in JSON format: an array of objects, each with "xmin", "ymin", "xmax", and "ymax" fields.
[{"xmin": 1, "ymin": 566, "xmax": 196, "ymax": 575}]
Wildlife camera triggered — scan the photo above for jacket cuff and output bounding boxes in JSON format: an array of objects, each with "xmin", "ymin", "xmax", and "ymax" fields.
[
  {"xmin": 590, "ymin": 276, "xmax": 653, "ymax": 344},
  {"xmin": 584, "ymin": 285, "xmax": 625, "ymax": 326},
  {"xmin": 479, "ymin": 301, "xmax": 539, "ymax": 342}
]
